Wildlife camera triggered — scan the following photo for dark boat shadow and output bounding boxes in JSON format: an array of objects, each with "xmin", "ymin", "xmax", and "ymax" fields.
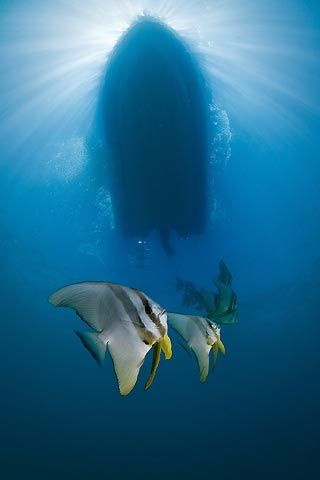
[{"xmin": 89, "ymin": 16, "xmax": 211, "ymax": 256}]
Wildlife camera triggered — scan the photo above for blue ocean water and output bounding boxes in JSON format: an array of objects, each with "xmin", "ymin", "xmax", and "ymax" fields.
[{"xmin": 0, "ymin": 1, "xmax": 320, "ymax": 479}]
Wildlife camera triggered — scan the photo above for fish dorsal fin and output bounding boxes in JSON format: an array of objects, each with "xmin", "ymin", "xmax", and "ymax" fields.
[
  {"xmin": 167, "ymin": 312, "xmax": 190, "ymax": 339},
  {"xmin": 49, "ymin": 282, "xmax": 111, "ymax": 332},
  {"xmin": 218, "ymin": 260, "xmax": 233, "ymax": 285},
  {"xmin": 107, "ymin": 326, "xmax": 151, "ymax": 396}
]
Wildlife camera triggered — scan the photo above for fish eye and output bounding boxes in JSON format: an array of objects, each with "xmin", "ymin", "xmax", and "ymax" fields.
[{"xmin": 145, "ymin": 304, "xmax": 152, "ymax": 315}]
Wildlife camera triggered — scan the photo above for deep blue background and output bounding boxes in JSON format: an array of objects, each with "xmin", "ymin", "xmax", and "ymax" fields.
[{"xmin": 0, "ymin": 1, "xmax": 319, "ymax": 479}]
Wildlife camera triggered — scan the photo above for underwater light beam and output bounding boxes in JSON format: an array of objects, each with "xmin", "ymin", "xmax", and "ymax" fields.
[{"xmin": 0, "ymin": 0, "xmax": 318, "ymax": 182}]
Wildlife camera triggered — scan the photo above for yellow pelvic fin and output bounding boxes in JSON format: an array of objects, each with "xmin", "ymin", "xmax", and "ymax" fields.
[
  {"xmin": 217, "ymin": 339, "xmax": 226, "ymax": 355},
  {"xmin": 161, "ymin": 334, "xmax": 172, "ymax": 360},
  {"xmin": 145, "ymin": 341, "xmax": 162, "ymax": 390},
  {"xmin": 144, "ymin": 335, "xmax": 172, "ymax": 391},
  {"xmin": 212, "ymin": 343, "xmax": 219, "ymax": 368},
  {"xmin": 211, "ymin": 338, "xmax": 226, "ymax": 372}
]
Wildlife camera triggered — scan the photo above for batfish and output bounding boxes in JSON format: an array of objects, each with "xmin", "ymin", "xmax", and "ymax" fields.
[
  {"xmin": 168, "ymin": 313, "xmax": 225, "ymax": 382},
  {"xmin": 49, "ymin": 282, "xmax": 172, "ymax": 396}
]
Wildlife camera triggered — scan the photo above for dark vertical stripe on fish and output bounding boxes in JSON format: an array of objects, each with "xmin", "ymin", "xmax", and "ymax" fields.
[
  {"xmin": 108, "ymin": 284, "xmax": 156, "ymax": 345},
  {"xmin": 133, "ymin": 290, "xmax": 166, "ymax": 337}
]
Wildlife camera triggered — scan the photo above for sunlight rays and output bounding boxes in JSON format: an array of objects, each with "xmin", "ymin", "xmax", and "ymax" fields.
[{"xmin": 0, "ymin": 0, "xmax": 318, "ymax": 180}]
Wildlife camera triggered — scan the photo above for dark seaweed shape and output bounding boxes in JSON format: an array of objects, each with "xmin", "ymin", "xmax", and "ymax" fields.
[
  {"xmin": 176, "ymin": 277, "xmax": 213, "ymax": 313},
  {"xmin": 176, "ymin": 261, "xmax": 238, "ymax": 324}
]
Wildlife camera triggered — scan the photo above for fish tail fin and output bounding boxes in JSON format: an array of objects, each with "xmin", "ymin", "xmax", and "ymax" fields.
[{"xmin": 75, "ymin": 331, "xmax": 106, "ymax": 367}]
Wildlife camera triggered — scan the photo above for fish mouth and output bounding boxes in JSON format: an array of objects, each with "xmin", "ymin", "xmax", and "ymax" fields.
[{"xmin": 160, "ymin": 309, "xmax": 167, "ymax": 316}]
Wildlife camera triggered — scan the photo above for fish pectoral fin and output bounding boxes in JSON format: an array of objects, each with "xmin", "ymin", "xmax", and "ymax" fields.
[
  {"xmin": 75, "ymin": 330, "xmax": 106, "ymax": 367},
  {"xmin": 145, "ymin": 341, "xmax": 162, "ymax": 391},
  {"xmin": 161, "ymin": 334, "xmax": 172, "ymax": 360}
]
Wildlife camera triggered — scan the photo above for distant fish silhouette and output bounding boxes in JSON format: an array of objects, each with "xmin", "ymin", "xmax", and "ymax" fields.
[{"xmin": 176, "ymin": 261, "xmax": 238, "ymax": 324}]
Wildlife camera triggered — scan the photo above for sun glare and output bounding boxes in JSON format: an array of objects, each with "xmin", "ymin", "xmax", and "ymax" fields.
[{"xmin": 0, "ymin": 0, "xmax": 318, "ymax": 180}]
